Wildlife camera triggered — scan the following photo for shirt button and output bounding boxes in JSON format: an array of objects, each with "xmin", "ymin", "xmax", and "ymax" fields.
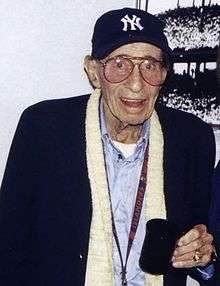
[
  {"xmin": 79, "ymin": 254, "xmax": 83, "ymax": 260},
  {"xmin": 118, "ymin": 154, "xmax": 123, "ymax": 160}
]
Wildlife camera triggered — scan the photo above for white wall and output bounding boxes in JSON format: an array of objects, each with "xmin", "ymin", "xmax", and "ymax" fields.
[{"xmin": 0, "ymin": 0, "xmax": 134, "ymax": 183}]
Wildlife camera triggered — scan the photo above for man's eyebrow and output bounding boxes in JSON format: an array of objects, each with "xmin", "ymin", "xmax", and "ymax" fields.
[{"xmin": 108, "ymin": 54, "xmax": 163, "ymax": 61}]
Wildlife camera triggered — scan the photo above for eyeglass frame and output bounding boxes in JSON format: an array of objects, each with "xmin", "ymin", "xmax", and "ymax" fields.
[{"xmin": 97, "ymin": 54, "xmax": 169, "ymax": 86}]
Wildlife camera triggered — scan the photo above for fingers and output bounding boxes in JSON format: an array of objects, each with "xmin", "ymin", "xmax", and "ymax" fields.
[
  {"xmin": 172, "ymin": 243, "xmax": 214, "ymax": 268},
  {"xmin": 177, "ymin": 224, "xmax": 207, "ymax": 247},
  {"xmin": 171, "ymin": 224, "xmax": 214, "ymax": 268},
  {"xmin": 173, "ymin": 233, "xmax": 213, "ymax": 256},
  {"xmin": 172, "ymin": 254, "xmax": 212, "ymax": 268}
]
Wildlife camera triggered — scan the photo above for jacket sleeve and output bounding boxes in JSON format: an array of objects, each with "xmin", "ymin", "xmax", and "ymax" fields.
[
  {"xmin": 187, "ymin": 122, "xmax": 216, "ymax": 285},
  {"xmin": 209, "ymin": 161, "xmax": 220, "ymax": 285},
  {"xmin": 0, "ymin": 108, "xmax": 38, "ymax": 284}
]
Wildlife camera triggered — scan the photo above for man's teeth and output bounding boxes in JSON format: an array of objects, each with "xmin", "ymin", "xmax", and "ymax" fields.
[{"xmin": 122, "ymin": 99, "xmax": 144, "ymax": 102}]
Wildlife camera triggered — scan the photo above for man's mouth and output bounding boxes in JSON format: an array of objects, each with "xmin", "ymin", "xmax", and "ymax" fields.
[{"xmin": 120, "ymin": 98, "xmax": 146, "ymax": 108}]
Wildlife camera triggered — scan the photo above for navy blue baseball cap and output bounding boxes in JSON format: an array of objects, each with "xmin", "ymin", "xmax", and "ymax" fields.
[{"xmin": 91, "ymin": 7, "xmax": 172, "ymax": 59}]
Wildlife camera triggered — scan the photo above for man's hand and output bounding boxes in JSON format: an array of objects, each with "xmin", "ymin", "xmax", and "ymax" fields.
[{"xmin": 171, "ymin": 224, "xmax": 214, "ymax": 268}]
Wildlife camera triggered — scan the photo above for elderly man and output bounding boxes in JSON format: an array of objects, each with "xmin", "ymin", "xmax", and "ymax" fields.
[{"xmin": 0, "ymin": 7, "xmax": 217, "ymax": 286}]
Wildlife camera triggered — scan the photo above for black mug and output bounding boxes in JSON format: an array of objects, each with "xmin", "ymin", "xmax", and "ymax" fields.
[{"xmin": 139, "ymin": 218, "xmax": 181, "ymax": 275}]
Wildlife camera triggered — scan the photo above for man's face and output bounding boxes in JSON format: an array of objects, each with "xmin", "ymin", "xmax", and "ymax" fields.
[{"xmin": 87, "ymin": 42, "xmax": 167, "ymax": 126}]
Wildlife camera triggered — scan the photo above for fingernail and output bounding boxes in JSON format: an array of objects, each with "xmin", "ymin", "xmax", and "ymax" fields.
[
  {"xmin": 172, "ymin": 262, "xmax": 180, "ymax": 268},
  {"xmin": 178, "ymin": 241, "xmax": 183, "ymax": 246}
]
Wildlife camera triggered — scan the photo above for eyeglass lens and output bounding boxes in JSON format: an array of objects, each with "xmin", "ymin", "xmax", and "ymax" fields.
[{"xmin": 103, "ymin": 57, "xmax": 165, "ymax": 86}]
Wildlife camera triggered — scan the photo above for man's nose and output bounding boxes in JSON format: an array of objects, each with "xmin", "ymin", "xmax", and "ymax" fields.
[{"xmin": 126, "ymin": 65, "xmax": 145, "ymax": 93}]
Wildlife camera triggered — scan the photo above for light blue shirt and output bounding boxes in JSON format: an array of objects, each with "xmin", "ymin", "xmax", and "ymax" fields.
[
  {"xmin": 99, "ymin": 101, "xmax": 214, "ymax": 284},
  {"xmin": 100, "ymin": 101, "xmax": 149, "ymax": 285}
]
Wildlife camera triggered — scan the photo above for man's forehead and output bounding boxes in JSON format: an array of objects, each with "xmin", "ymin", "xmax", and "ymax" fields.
[{"xmin": 106, "ymin": 42, "xmax": 163, "ymax": 58}]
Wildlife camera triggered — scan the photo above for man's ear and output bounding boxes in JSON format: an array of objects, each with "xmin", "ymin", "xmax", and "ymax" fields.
[{"xmin": 84, "ymin": 55, "xmax": 101, "ymax": 88}]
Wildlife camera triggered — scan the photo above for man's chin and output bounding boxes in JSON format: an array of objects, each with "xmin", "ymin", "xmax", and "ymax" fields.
[{"xmin": 123, "ymin": 113, "xmax": 153, "ymax": 126}]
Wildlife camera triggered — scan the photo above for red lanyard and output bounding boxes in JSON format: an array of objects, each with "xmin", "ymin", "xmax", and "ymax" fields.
[{"xmin": 107, "ymin": 145, "xmax": 149, "ymax": 286}]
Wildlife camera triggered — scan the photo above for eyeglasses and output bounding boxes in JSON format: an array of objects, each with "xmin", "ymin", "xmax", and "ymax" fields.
[{"xmin": 99, "ymin": 55, "xmax": 167, "ymax": 86}]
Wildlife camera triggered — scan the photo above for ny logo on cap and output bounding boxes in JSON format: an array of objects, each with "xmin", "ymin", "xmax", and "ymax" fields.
[{"xmin": 121, "ymin": 14, "xmax": 144, "ymax": 31}]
